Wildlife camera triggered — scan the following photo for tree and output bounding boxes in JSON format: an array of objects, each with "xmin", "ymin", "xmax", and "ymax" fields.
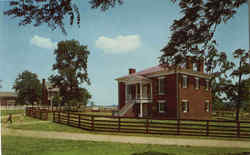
[
  {"xmin": 49, "ymin": 40, "xmax": 91, "ymax": 110},
  {"xmin": 160, "ymin": 0, "xmax": 247, "ymax": 65},
  {"xmin": 203, "ymin": 43, "xmax": 235, "ymax": 111},
  {"xmin": 241, "ymin": 78, "xmax": 250, "ymax": 112},
  {"xmin": 4, "ymin": 0, "xmax": 123, "ymax": 35},
  {"xmin": 13, "ymin": 70, "xmax": 42, "ymax": 105},
  {"xmin": 229, "ymin": 49, "xmax": 250, "ymax": 120}
]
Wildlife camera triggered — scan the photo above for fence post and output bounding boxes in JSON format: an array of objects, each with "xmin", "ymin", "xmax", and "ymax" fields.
[
  {"xmin": 118, "ymin": 117, "xmax": 121, "ymax": 132},
  {"xmin": 206, "ymin": 120, "xmax": 209, "ymax": 136},
  {"xmin": 146, "ymin": 119, "xmax": 149, "ymax": 134},
  {"xmin": 59, "ymin": 112, "xmax": 61, "ymax": 123},
  {"xmin": 67, "ymin": 112, "xmax": 70, "ymax": 125},
  {"xmin": 237, "ymin": 121, "xmax": 240, "ymax": 138},
  {"xmin": 177, "ymin": 119, "xmax": 180, "ymax": 135},
  {"xmin": 53, "ymin": 111, "xmax": 55, "ymax": 122},
  {"xmin": 78, "ymin": 114, "xmax": 81, "ymax": 128},
  {"xmin": 39, "ymin": 110, "xmax": 42, "ymax": 120},
  {"xmin": 91, "ymin": 116, "xmax": 94, "ymax": 131}
]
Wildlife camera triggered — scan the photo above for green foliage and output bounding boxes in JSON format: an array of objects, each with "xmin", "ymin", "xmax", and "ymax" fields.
[
  {"xmin": 52, "ymin": 94, "xmax": 62, "ymax": 106},
  {"xmin": 4, "ymin": 0, "xmax": 123, "ymax": 34},
  {"xmin": 160, "ymin": 0, "xmax": 247, "ymax": 65},
  {"xmin": 4, "ymin": 0, "xmax": 80, "ymax": 35},
  {"xmin": 49, "ymin": 40, "xmax": 91, "ymax": 108},
  {"xmin": 13, "ymin": 70, "xmax": 42, "ymax": 105}
]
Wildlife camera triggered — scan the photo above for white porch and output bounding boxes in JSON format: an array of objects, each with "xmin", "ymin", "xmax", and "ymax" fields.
[{"xmin": 123, "ymin": 75, "xmax": 153, "ymax": 117}]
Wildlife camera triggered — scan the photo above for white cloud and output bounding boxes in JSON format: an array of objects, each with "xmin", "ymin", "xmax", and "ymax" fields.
[
  {"xmin": 95, "ymin": 35, "xmax": 141, "ymax": 53},
  {"xmin": 30, "ymin": 35, "xmax": 57, "ymax": 49}
]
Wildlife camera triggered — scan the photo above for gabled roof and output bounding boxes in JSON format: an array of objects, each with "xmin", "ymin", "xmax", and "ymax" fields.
[
  {"xmin": 0, "ymin": 92, "xmax": 17, "ymax": 98},
  {"xmin": 116, "ymin": 65, "xmax": 210, "ymax": 81},
  {"xmin": 116, "ymin": 65, "xmax": 168, "ymax": 80}
]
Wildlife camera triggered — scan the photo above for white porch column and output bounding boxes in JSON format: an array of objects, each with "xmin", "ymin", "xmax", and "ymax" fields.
[
  {"xmin": 125, "ymin": 83, "xmax": 127, "ymax": 104},
  {"xmin": 140, "ymin": 82, "xmax": 142, "ymax": 100},
  {"xmin": 135, "ymin": 83, "xmax": 137, "ymax": 99},
  {"xmin": 140, "ymin": 103, "xmax": 143, "ymax": 117},
  {"xmin": 150, "ymin": 83, "xmax": 153, "ymax": 98},
  {"xmin": 140, "ymin": 82, "xmax": 143, "ymax": 117}
]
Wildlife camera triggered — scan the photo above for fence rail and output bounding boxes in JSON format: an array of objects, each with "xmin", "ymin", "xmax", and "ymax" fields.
[
  {"xmin": 26, "ymin": 107, "xmax": 48, "ymax": 120},
  {"xmin": 52, "ymin": 112, "xmax": 250, "ymax": 138}
]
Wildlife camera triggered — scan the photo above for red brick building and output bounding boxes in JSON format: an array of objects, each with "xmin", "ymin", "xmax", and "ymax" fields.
[
  {"xmin": 0, "ymin": 92, "xmax": 17, "ymax": 106},
  {"xmin": 116, "ymin": 57, "xmax": 212, "ymax": 120}
]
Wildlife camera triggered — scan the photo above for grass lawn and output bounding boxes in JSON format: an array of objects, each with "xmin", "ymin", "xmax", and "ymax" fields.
[
  {"xmin": 2, "ymin": 135, "xmax": 250, "ymax": 155},
  {"xmin": 0, "ymin": 109, "xmax": 24, "ymax": 116},
  {"xmin": 8, "ymin": 121, "xmax": 88, "ymax": 133}
]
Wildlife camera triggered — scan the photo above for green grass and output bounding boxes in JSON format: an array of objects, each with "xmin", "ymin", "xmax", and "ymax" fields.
[
  {"xmin": 3, "ymin": 135, "xmax": 250, "ymax": 155},
  {"xmin": 9, "ymin": 121, "xmax": 88, "ymax": 133},
  {"xmin": 1, "ymin": 114, "xmax": 39, "ymax": 125},
  {"xmin": 0, "ymin": 109, "xmax": 24, "ymax": 116}
]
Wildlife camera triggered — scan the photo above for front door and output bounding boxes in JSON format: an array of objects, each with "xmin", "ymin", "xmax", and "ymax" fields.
[{"xmin": 143, "ymin": 104, "xmax": 148, "ymax": 117}]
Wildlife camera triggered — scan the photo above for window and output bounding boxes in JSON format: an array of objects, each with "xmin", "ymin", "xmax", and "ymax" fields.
[
  {"xmin": 204, "ymin": 100, "xmax": 210, "ymax": 112},
  {"xmin": 181, "ymin": 100, "xmax": 189, "ymax": 113},
  {"xmin": 193, "ymin": 63, "xmax": 198, "ymax": 72},
  {"xmin": 179, "ymin": 62, "xmax": 186, "ymax": 69},
  {"xmin": 126, "ymin": 85, "xmax": 133, "ymax": 100},
  {"xmin": 182, "ymin": 75, "xmax": 188, "ymax": 88},
  {"xmin": 158, "ymin": 77, "xmax": 165, "ymax": 94},
  {"xmin": 158, "ymin": 101, "xmax": 166, "ymax": 113},
  {"xmin": 195, "ymin": 78, "xmax": 199, "ymax": 90},
  {"xmin": 205, "ymin": 80, "xmax": 209, "ymax": 91}
]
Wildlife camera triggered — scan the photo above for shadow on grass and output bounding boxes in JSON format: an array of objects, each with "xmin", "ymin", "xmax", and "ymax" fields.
[
  {"xmin": 227, "ymin": 153, "xmax": 250, "ymax": 155},
  {"xmin": 131, "ymin": 151, "xmax": 174, "ymax": 155},
  {"xmin": 131, "ymin": 152, "xmax": 250, "ymax": 155}
]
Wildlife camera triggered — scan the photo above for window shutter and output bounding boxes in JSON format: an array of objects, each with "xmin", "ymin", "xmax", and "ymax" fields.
[
  {"xmin": 187, "ymin": 102, "xmax": 190, "ymax": 112},
  {"xmin": 204, "ymin": 102, "xmax": 206, "ymax": 112},
  {"xmin": 165, "ymin": 101, "xmax": 167, "ymax": 112},
  {"xmin": 156, "ymin": 102, "xmax": 159, "ymax": 112},
  {"xmin": 164, "ymin": 77, "xmax": 167, "ymax": 93},
  {"xmin": 155, "ymin": 79, "xmax": 158, "ymax": 95},
  {"xmin": 181, "ymin": 75, "xmax": 183, "ymax": 88},
  {"xmin": 181, "ymin": 102, "xmax": 185, "ymax": 112}
]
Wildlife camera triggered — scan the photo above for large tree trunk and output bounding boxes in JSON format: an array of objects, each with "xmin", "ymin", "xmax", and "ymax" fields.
[{"xmin": 236, "ymin": 62, "xmax": 242, "ymax": 121}]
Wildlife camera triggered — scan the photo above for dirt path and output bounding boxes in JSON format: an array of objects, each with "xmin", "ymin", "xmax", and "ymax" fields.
[{"xmin": 2, "ymin": 128, "xmax": 250, "ymax": 149}]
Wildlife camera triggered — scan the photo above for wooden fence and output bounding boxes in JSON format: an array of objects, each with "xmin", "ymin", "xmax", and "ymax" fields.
[
  {"xmin": 213, "ymin": 111, "xmax": 250, "ymax": 120},
  {"xmin": 26, "ymin": 107, "xmax": 48, "ymax": 120},
  {"xmin": 53, "ymin": 111, "xmax": 250, "ymax": 138}
]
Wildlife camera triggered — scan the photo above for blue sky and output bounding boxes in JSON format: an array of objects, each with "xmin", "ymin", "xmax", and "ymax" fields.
[{"xmin": 0, "ymin": 1, "xmax": 249, "ymax": 106}]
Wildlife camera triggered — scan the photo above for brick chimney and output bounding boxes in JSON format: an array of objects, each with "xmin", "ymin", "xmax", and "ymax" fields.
[
  {"xmin": 199, "ymin": 59, "xmax": 204, "ymax": 73},
  {"xmin": 42, "ymin": 79, "xmax": 48, "ymax": 105},
  {"xmin": 129, "ymin": 68, "xmax": 136, "ymax": 74},
  {"xmin": 186, "ymin": 56, "xmax": 193, "ymax": 70}
]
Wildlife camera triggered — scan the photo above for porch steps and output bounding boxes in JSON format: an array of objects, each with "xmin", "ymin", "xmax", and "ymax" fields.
[{"xmin": 119, "ymin": 100, "xmax": 135, "ymax": 116}]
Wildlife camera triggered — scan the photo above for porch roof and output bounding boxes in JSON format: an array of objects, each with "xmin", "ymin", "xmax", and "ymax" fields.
[
  {"xmin": 0, "ymin": 91, "xmax": 17, "ymax": 98},
  {"xmin": 117, "ymin": 75, "xmax": 152, "ymax": 83}
]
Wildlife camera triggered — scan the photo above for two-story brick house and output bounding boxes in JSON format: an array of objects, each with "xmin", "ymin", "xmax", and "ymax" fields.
[{"xmin": 115, "ymin": 57, "xmax": 212, "ymax": 120}]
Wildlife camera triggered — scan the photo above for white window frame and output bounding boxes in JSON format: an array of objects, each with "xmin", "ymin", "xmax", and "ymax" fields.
[
  {"xmin": 205, "ymin": 80, "xmax": 209, "ymax": 91},
  {"xmin": 193, "ymin": 63, "xmax": 198, "ymax": 72},
  {"xmin": 158, "ymin": 77, "xmax": 165, "ymax": 95},
  {"xmin": 182, "ymin": 75, "xmax": 187, "ymax": 88},
  {"xmin": 182, "ymin": 100, "xmax": 189, "ymax": 113},
  {"xmin": 158, "ymin": 100, "xmax": 166, "ymax": 113},
  {"xmin": 205, "ymin": 100, "xmax": 210, "ymax": 112},
  {"xmin": 195, "ymin": 77, "xmax": 199, "ymax": 90}
]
